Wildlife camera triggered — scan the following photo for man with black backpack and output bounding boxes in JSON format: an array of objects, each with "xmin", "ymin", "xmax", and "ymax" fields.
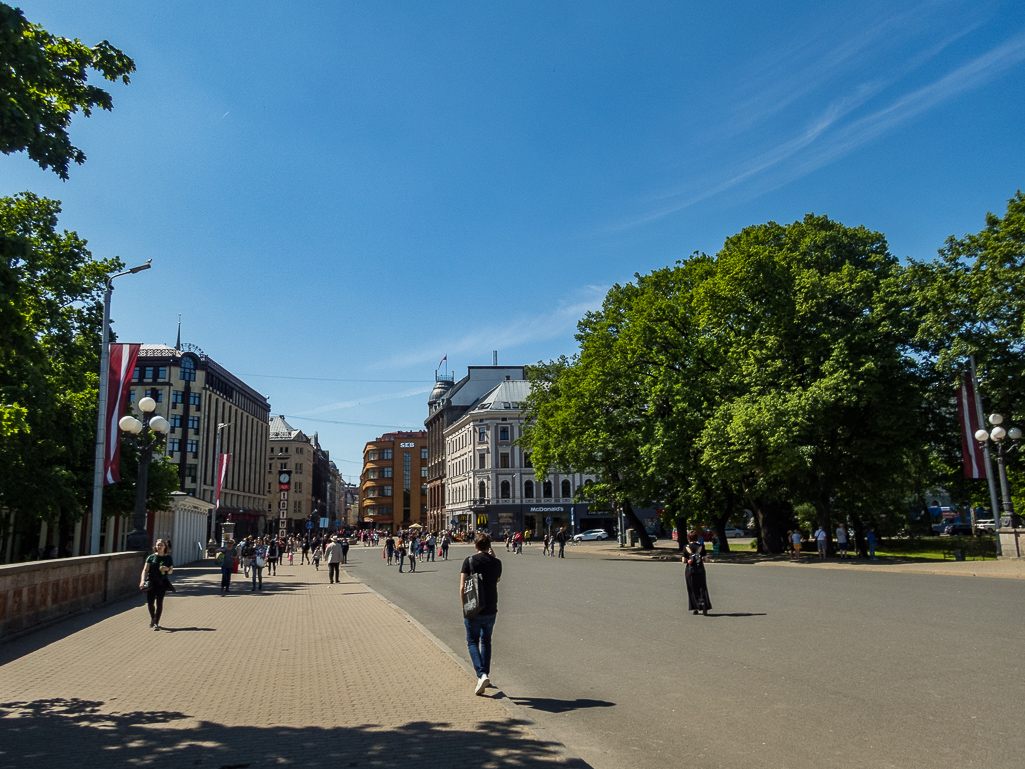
[{"xmin": 460, "ymin": 532, "xmax": 503, "ymax": 695}]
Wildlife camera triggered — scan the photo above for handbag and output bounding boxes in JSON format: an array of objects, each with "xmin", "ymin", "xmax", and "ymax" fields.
[
  {"xmin": 462, "ymin": 572, "xmax": 483, "ymax": 618},
  {"xmin": 256, "ymin": 556, "xmax": 266, "ymax": 568}
]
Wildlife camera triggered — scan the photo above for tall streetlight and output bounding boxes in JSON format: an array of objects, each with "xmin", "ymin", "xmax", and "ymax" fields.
[
  {"xmin": 119, "ymin": 396, "xmax": 170, "ymax": 551},
  {"xmin": 975, "ymin": 413, "xmax": 1022, "ymax": 529},
  {"xmin": 90, "ymin": 259, "xmax": 152, "ymax": 555}
]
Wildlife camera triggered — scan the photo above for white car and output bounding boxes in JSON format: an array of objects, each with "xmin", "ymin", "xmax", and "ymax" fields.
[
  {"xmin": 573, "ymin": 528, "xmax": 609, "ymax": 542},
  {"xmin": 723, "ymin": 526, "xmax": 746, "ymax": 538}
]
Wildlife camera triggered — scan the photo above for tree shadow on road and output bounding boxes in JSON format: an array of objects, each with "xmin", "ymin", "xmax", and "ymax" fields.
[
  {"xmin": 704, "ymin": 612, "xmax": 767, "ymax": 618},
  {"xmin": 507, "ymin": 696, "xmax": 616, "ymax": 714},
  {"xmin": 0, "ymin": 697, "xmax": 587, "ymax": 768}
]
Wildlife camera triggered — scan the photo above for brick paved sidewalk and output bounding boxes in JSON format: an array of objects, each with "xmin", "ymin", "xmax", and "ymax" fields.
[{"xmin": 0, "ymin": 561, "xmax": 572, "ymax": 768}]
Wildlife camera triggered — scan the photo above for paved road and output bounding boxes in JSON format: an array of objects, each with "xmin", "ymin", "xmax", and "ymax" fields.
[{"xmin": 348, "ymin": 541, "xmax": 1025, "ymax": 769}]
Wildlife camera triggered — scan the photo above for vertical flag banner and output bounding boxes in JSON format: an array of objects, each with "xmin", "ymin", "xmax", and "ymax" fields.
[
  {"xmin": 104, "ymin": 343, "xmax": 141, "ymax": 484},
  {"xmin": 958, "ymin": 373, "xmax": 988, "ymax": 479},
  {"xmin": 215, "ymin": 453, "xmax": 231, "ymax": 508}
]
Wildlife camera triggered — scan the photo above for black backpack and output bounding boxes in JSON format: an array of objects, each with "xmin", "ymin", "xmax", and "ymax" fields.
[{"xmin": 686, "ymin": 546, "xmax": 704, "ymax": 569}]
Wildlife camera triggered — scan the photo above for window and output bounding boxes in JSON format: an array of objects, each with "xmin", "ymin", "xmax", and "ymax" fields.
[
  {"xmin": 133, "ymin": 366, "xmax": 140, "ymax": 381},
  {"xmin": 168, "ymin": 438, "xmax": 180, "ymax": 453},
  {"xmin": 180, "ymin": 356, "xmax": 196, "ymax": 381},
  {"xmin": 421, "ymin": 485, "xmax": 428, "ymax": 497},
  {"xmin": 186, "ymin": 439, "xmax": 198, "ymax": 454},
  {"xmin": 189, "ymin": 392, "xmax": 200, "ymax": 407},
  {"xmin": 378, "ymin": 505, "xmax": 392, "ymax": 516},
  {"xmin": 562, "ymin": 479, "xmax": 571, "ymax": 497},
  {"xmin": 478, "ymin": 453, "xmax": 487, "ymax": 469},
  {"xmin": 421, "ymin": 466, "xmax": 428, "ymax": 477},
  {"xmin": 499, "ymin": 426, "xmax": 510, "ymax": 441},
  {"xmin": 381, "ymin": 448, "xmax": 393, "ymax": 460},
  {"xmin": 523, "ymin": 452, "xmax": 532, "ymax": 468},
  {"xmin": 144, "ymin": 366, "xmax": 154, "ymax": 380},
  {"xmin": 297, "ymin": 463, "xmax": 303, "ymax": 473},
  {"xmin": 367, "ymin": 487, "xmax": 379, "ymax": 498},
  {"xmin": 294, "ymin": 499, "xmax": 302, "ymax": 514},
  {"xmin": 367, "ymin": 468, "xmax": 378, "ymax": 479},
  {"xmin": 382, "ymin": 467, "xmax": 393, "ymax": 478},
  {"xmin": 148, "ymin": 388, "xmax": 163, "ymax": 402},
  {"xmin": 366, "ymin": 506, "xmax": 376, "ymax": 516},
  {"xmin": 296, "ymin": 482, "xmax": 302, "ymax": 493},
  {"xmin": 478, "ymin": 426, "xmax": 487, "ymax": 442},
  {"xmin": 187, "ymin": 416, "xmax": 199, "ymax": 432},
  {"xmin": 170, "ymin": 415, "xmax": 181, "ymax": 429},
  {"xmin": 478, "ymin": 480, "xmax": 487, "ymax": 500},
  {"xmin": 500, "ymin": 453, "xmax": 510, "ymax": 468},
  {"xmin": 157, "ymin": 366, "xmax": 168, "ymax": 379},
  {"xmin": 382, "ymin": 485, "xmax": 392, "ymax": 497},
  {"xmin": 421, "ymin": 448, "xmax": 428, "ymax": 460},
  {"xmin": 172, "ymin": 390, "xmax": 183, "ymax": 404},
  {"xmin": 279, "ymin": 462, "xmax": 287, "ymax": 471},
  {"xmin": 184, "ymin": 463, "xmax": 197, "ymax": 481},
  {"xmin": 543, "ymin": 480, "xmax": 552, "ymax": 498},
  {"xmin": 368, "ymin": 449, "xmax": 378, "ymax": 461},
  {"xmin": 129, "ymin": 389, "xmax": 136, "ymax": 404},
  {"xmin": 524, "ymin": 480, "xmax": 534, "ymax": 498},
  {"xmin": 500, "ymin": 480, "xmax": 510, "ymax": 499}
]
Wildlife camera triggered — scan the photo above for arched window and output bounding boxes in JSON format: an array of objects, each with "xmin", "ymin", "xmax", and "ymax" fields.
[
  {"xmin": 500, "ymin": 480, "xmax": 510, "ymax": 499},
  {"xmin": 561, "ymin": 479, "xmax": 571, "ymax": 498},
  {"xmin": 543, "ymin": 480, "xmax": 552, "ymax": 498},
  {"xmin": 180, "ymin": 355, "xmax": 196, "ymax": 382},
  {"xmin": 524, "ymin": 480, "xmax": 534, "ymax": 498},
  {"xmin": 478, "ymin": 480, "xmax": 487, "ymax": 501}
]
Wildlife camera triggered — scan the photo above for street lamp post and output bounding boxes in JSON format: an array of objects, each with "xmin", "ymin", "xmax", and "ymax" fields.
[
  {"xmin": 210, "ymin": 422, "xmax": 230, "ymax": 546},
  {"xmin": 89, "ymin": 259, "xmax": 152, "ymax": 555},
  {"xmin": 974, "ymin": 413, "xmax": 1021, "ymax": 530},
  {"xmin": 119, "ymin": 396, "xmax": 170, "ymax": 551}
]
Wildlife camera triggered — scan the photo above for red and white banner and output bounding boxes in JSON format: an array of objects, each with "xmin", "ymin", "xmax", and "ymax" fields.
[
  {"xmin": 958, "ymin": 373, "xmax": 988, "ymax": 480},
  {"xmin": 104, "ymin": 343, "xmax": 141, "ymax": 485},
  {"xmin": 215, "ymin": 453, "xmax": 231, "ymax": 508}
]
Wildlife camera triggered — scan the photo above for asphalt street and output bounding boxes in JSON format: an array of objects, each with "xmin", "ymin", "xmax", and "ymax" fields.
[{"xmin": 344, "ymin": 541, "xmax": 1025, "ymax": 769}]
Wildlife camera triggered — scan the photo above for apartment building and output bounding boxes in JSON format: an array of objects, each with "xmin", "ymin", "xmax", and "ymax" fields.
[{"xmin": 359, "ymin": 431, "xmax": 428, "ymax": 531}]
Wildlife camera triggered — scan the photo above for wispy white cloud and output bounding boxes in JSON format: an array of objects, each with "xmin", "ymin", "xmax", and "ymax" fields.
[
  {"xmin": 620, "ymin": 24, "xmax": 1025, "ymax": 229},
  {"xmin": 374, "ymin": 285, "xmax": 609, "ymax": 370},
  {"xmin": 295, "ymin": 386, "xmax": 432, "ymax": 416}
]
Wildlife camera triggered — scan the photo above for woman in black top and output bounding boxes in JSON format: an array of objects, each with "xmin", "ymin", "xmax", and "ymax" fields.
[
  {"xmin": 683, "ymin": 531, "xmax": 711, "ymax": 616},
  {"xmin": 140, "ymin": 539, "xmax": 173, "ymax": 630}
]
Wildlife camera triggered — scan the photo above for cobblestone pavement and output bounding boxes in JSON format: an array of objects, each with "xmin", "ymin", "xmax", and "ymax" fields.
[{"xmin": 0, "ymin": 561, "xmax": 577, "ymax": 768}]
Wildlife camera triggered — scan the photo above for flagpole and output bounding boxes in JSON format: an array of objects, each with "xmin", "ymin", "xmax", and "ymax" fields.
[{"xmin": 970, "ymin": 355, "xmax": 1002, "ymax": 556}]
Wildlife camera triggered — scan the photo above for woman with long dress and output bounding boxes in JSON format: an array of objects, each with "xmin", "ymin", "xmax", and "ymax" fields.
[{"xmin": 683, "ymin": 530, "xmax": 711, "ymax": 616}]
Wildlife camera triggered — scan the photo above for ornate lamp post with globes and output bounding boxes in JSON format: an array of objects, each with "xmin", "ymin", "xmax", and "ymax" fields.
[
  {"xmin": 119, "ymin": 396, "xmax": 170, "ymax": 551},
  {"xmin": 974, "ymin": 413, "xmax": 1021, "ymax": 530}
]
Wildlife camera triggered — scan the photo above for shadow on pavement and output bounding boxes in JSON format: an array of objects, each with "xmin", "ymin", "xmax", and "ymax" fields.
[
  {"xmin": 158, "ymin": 626, "xmax": 216, "ymax": 633},
  {"xmin": 507, "ymin": 696, "xmax": 616, "ymax": 714},
  {"xmin": 0, "ymin": 697, "xmax": 584, "ymax": 768},
  {"xmin": 704, "ymin": 612, "xmax": 768, "ymax": 618}
]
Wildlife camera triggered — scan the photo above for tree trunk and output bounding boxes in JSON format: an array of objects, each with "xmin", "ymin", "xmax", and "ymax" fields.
[
  {"xmin": 751, "ymin": 498, "xmax": 790, "ymax": 554},
  {"xmin": 673, "ymin": 515, "xmax": 688, "ymax": 551},
  {"xmin": 711, "ymin": 487, "xmax": 737, "ymax": 554},
  {"xmin": 813, "ymin": 492, "xmax": 833, "ymax": 557},
  {"xmin": 622, "ymin": 499, "xmax": 654, "ymax": 550},
  {"xmin": 850, "ymin": 516, "xmax": 868, "ymax": 559}
]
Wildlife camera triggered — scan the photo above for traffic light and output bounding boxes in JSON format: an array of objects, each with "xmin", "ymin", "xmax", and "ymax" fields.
[{"xmin": 278, "ymin": 469, "xmax": 292, "ymax": 491}]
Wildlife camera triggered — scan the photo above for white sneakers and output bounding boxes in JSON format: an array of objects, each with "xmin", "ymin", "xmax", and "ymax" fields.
[{"xmin": 474, "ymin": 674, "xmax": 490, "ymax": 695}]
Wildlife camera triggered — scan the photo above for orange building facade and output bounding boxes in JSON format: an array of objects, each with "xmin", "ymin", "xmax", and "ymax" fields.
[{"xmin": 359, "ymin": 431, "xmax": 428, "ymax": 532}]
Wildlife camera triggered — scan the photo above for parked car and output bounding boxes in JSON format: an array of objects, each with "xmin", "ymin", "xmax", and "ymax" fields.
[
  {"xmin": 975, "ymin": 519, "xmax": 996, "ymax": 532},
  {"xmin": 573, "ymin": 528, "xmax": 610, "ymax": 542},
  {"xmin": 941, "ymin": 523, "xmax": 974, "ymax": 536},
  {"xmin": 723, "ymin": 526, "xmax": 746, "ymax": 538}
]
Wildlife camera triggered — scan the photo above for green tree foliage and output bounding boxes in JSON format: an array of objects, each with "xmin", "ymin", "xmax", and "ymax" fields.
[
  {"xmin": 0, "ymin": 193, "xmax": 122, "ymax": 554},
  {"xmin": 0, "ymin": 3, "xmax": 134, "ymax": 178}
]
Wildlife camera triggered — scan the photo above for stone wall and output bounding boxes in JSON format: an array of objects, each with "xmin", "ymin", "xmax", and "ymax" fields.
[
  {"xmin": 0, "ymin": 552, "xmax": 146, "ymax": 640},
  {"xmin": 997, "ymin": 527, "xmax": 1024, "ymax": 559}
]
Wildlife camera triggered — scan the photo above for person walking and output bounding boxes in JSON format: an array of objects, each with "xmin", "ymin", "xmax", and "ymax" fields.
[
  {"xmin": 301, "ymin": 538, "xmax": 311, "ymax": 564},
  {"xmin": 396, "ymin": 538, "xmax": 407, "ymax": 573},
  {"xmin": 836, "ymin": 524, "xmax": 849, "ymax": 559},
  {"xmin": 555, "ymin": 527, "xmax": 568, "ymax": 558},
  {"xmin": 813, "ymin": 525, "xmax": 828, "ymax": 560},
  {"xmin": 460, "ymin": 533, "xmax": 503, "ymax": 695},
  {"xmin": 542, "ymin": 534, "xmax": 550, "ymax": 556},
  {"xmin": 140, "ymin": 539, "xmax": 173, "ymax": 629},
  {"xmin": 250, "ymin": 538, "xmax": 267, "ymax": 591},
  {"xmin": 218, "ymin": 539, "xmax": 238, "ymax": 593},
  {"xmin": 312, "ymin": 543, "xmax": 323, "ymax": 570},
  {"xmin": 682, "ymin": 530, "xmax": 711, "ymax": 616},
  {"xmin": 408, "ymin": 543, "xmax": 417, "ymax": 573},
  {"xmin": 441, "ymin": 532, "xmax": 450, "ymax": 560},
  {"xmin": 266, "ymin": 537, "xmax": 279, "ymax": 575},
  {"xmin": 426, "ymin": 533, "xmax": 437, "ymax": 562},
  {"xmin": 385, "ymin": 534, "xmax": 396, "ymax": 565},
  {"xmin": 791, "ymin": 530, "xmax": 803, "ymax": 561},
  {"xmin": 340, "ymin": 537, "xmax": 350, "ymax": 564},
  {"xmin": 324, "ymin": 536, "xmax": 343, "ymax": 583}
]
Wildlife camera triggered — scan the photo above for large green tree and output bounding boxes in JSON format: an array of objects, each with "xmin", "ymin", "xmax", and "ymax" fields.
[{"xmin": 0, "ymin": 3, "xmax": 134, "ymax": 178}]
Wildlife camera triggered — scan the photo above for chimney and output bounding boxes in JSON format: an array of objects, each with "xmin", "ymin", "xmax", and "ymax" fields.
[{"xmin": 493, "ymin": 350, "xmax": 498, "ymax": 366}]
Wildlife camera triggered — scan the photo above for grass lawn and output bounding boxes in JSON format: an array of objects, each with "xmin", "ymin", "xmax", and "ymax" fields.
[{"xmin": 875, "ymin": 536, "xmax": 996, "ymax": 561}]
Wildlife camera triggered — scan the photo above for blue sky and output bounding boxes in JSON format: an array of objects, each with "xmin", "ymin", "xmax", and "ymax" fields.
[{"xmin": 3, "ymin": 0, "xmax": 1024, "ymax": 481}]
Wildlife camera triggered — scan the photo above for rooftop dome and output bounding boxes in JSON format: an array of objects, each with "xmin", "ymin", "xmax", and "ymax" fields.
[{"xmin": 429, "ymin": 378, "xmax": 453, "ymax": 404}]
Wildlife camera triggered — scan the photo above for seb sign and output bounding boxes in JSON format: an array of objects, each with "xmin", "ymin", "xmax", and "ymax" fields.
[{"xmin": 399, "ymin": 442, "xmax": 415, "ymax": 447}]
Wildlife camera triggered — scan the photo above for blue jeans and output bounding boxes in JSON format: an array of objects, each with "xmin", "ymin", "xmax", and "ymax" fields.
[
  {"xmin": 398, "ymin": 552, "xmax": 405, "ymax": 572},
  {"xmin": 251, "ymin": 564, "xmax": 263, "ymax": 589},
  {"xmin": 464, "ymin": 613, "xmax": 497, "ymax": 678}
]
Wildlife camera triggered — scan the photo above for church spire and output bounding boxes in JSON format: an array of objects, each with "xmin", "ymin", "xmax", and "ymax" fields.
[{"xmin": 175, "ymin": 313, "xmax": 181, "ymax": 350}]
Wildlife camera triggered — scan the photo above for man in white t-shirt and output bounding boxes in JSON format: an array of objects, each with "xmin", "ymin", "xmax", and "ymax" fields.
[
  {"xmin": 813, "ymin": 526, "xmax": 828, "ymax": 560},
  {"xmin": 836, "ymin": 524, "xmax": 849, "ymax": 559}
]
